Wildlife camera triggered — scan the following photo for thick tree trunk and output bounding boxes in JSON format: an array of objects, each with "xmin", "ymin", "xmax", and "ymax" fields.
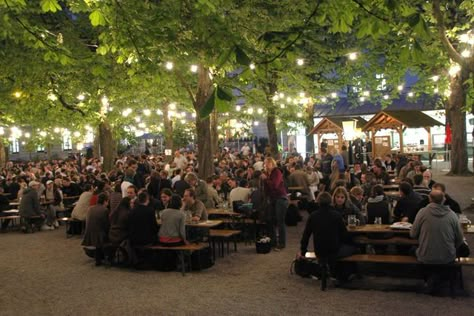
[
  {"xmin": 194, "ymin": 66, "xmax": 214, "ymax": 180},
  {"xmin": 99, "ymin": 121, "xmax": 115, "ymax": 172},
  {"xmin": 93, "ymin": 132, "xmax": 100, "ymax": 159},
  {"xmin": 267, "ymin": 108, "xmax": 279, "ymax": 158},
  {"xmin": 447, "ymin": 67, "xmax": 470, "ymax": 175},
  {"xmin": 210, "ymin": 109, "xmax": 218, "ymax": 155},
  {"xmin": 0, "ymin": 138, "xmax": 6, "ymax": 168},
  {"xmin": 162, "ymin": 103, "xmax": 174, "ymax": 151},
  {"xmin": 265, "ymin": 78, "xmax": 279, "ymax": 158}
]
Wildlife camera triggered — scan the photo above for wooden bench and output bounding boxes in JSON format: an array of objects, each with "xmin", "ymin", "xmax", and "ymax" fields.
[
  {"xmin": 209, "ymin": 229, "xmax": 241, "ymax": 258},
  {"xmin": 0, "ymin": 215, "xmax": 20, "ymax": 231},
  {"xmin": 144, "ymin": 243, "xmax": 209, "ymax": 276},
  {"xmin": 58, "ymin": 217, "xmax": 85, "ymax": 238},
  {"xmin": 339, "ymin": 254, "xmax": 474, "ymax": 294},
  {"xmin": 353, "ymin": 236, "xmax": 419, "ymax": 246}
]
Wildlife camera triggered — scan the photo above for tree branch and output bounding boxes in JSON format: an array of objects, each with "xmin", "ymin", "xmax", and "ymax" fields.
[
  {"xmin": 351, "ymin": 0, "xmax": 389, "ymax": 22},
  {"xmin": 175, "ymin": 71, "xmax": 196, "ymax": 105},
  {"xmin": 258, "ymin": 0, "xmax": 321, "ymax": 65},
  {"xmin": 48, "ymin": 76, "xmax": 86, "ymax": 116},
  {"xmin": 432, "ymin": 0, "xmax": 464, "ymax": 66}
]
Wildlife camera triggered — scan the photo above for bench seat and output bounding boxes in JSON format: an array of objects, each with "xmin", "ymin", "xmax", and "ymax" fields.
[
  {"xmin": 209, "ymin": 229, "xmax": 241, "ymax": 258},
  {"xmin": 353, "ymin": 236, "xmax": 418, "ymax": 246},
  {"xmin": 144, "ymin": 243, "xmax": 209, "ymax": 275}
]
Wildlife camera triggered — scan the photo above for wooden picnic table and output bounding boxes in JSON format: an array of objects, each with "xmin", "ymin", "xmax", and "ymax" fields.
[
  {"xmin": 383, "ymin": 184, "xmax": 399, "ymax": 191},
  {"xmin": 288, "ymin": 186, "xmax": 304, "ymax": 191},
  {"xmin": 207, "ymin": 208, "xmax": 241, "ymax": 217},
  {"xmin": 157, "ymin": 219, "xmax": 223, "ymax": 228},
  {"xmin": 347, "ymin": 224, "xmax": 474, "ymax": 234}
]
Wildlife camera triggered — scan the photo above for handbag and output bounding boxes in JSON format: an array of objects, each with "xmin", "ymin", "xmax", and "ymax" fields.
[{"xmin": 290, "ymin": 257, "xmax": 320, "ymax": 278}]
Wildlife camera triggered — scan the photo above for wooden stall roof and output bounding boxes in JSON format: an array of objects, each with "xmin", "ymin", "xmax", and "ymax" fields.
[
  {"xmin": 362, "ymin": 111, "xmax": 443, "ymax": 131},
  {"xmin": 309, "ymin": 117, "xmax": 367, "ymax": 135}
]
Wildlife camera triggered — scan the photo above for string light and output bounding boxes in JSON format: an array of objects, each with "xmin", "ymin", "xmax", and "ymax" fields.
[
  {"xmin": 432, "ymin": 75, "xmax": 439, "ymax": 82},
  {"xmin": 236, "ymin": 105, "xmax": 241, "ymax": 111},
  {"xmin": 190, "ymin": 65, "xmax": 198, "ymax": 72},
  {"xmin": 434, "ymin": 88, "xmax": 439, "ymax": 94},
  {"xmin": 359, "ymin": 97, "xmax": 365, "ymax": 102},
  {"xmin": 397, "ymin": 85, "xmax": 403, "ymax": 91},
  {"xmin": 249, "ymin": 63, "xmax": 255, "ymax": 70},
  {"xmin": 13, "ymin": 91, "xmax": 22, "ymax": 98},
  {"xmin": 348, "ymin": 52, "xmax": 358, "ymax": 60},
  {"xmin": 257, "ymin": 108, "xmax": 263, "ymax": 114},
  {"xmin": 383, "ymin": 95, "xmax": 389, "ymax": 100},
  {"xmin": 297, "ymin": 113, "xmax": 303, "ymax": 118},
  {"xmin": 362, "ymin": 91, "xmax": 370, "ymax": 97},
  {"xmin": 165, "ymin": 62, "xmax": 174, "ymax": 70},
  {"xmin": 331, "ymin": 92, "xmax": 337, "ymax": 98},
  {"xmin": 408, "ymin": 92, "xmax": 414, "ymax": 97},
  {"xmin": 321, "ymin": 97, "xmax": 327, "ymax": 103},
  {"xmin": 280, "ymin": 104, "xmax": 285, "ymax": 109},
  {"xmin": 143, "ymin": 109, "xmax": 151, "ymax": 116},
  {"xmin": 77, "ymin": 94, "xmax": 85, "ymax": 101},
  {"xmin": 296, "ymin": 59, "xmax": 304, "ymax": 66}
]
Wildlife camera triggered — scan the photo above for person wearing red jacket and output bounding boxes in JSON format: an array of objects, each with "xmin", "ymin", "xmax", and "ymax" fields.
[{"xmin": 261, "ymin": 157, "xmax": 288, "ymax": 250}]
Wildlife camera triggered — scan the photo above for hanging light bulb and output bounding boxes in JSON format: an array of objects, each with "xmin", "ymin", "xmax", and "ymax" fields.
[
  {"xmin": 296, "ymin": 59, "xmax": 304, "ymax": 66},
  {"xmin": 165, "ymin": 62, "xmax": 174, "ymax": 70},
  {"xmin": 249, "ymin": 63, "xmax": 255, "ymax": 70},
  {"xmin": 190, "ymin": 65, "xmax": 198, "ymax": 72}
]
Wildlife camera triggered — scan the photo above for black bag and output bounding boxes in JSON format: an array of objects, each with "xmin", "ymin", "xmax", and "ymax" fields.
[
  {"xmin": 290, "ymin": 258, "xmax": 321, "ymax": 278},
  {"xmin": 191, "ymin": 247, "xmax": 214, "ymax": 270},
  {"xmin": 457, "ymin": 240, "xmax": 470, "ymax": 258},
  {"xmin": 285, "ymin": 204, "xmax": 300, "ymax": 226}
]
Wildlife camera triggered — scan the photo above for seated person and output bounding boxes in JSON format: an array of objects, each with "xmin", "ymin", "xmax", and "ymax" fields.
[
  {"xmin": 108, "ymin": 197, "xmax": 132, "ymax": 246},
  {"xmin": 182, "ymin": 188, "xmax": 208, "ymax": 221},
  {"xmin": 412, "ymin": 174, "xmax": 431, "ymax": 200},
  {"xmin": 332, "ymin": 187, "xmax": 365, "ymax": 225},
  {"xmin": 298, "ymin": 192, "xmax": 357, "ymax": 282},
  {"xmin": 159, "ymin": 195, "xmax": 188, "ymax": 246},
  {"xmin": 432, "ymin": 182, "xmax": 462, "ymax": 214},
  {"xmin": 71, "ymin": 184, "xmax": 94, "ymax": 221},
  {"xmin": 366, "ymin": 185, "xmax": 390, "ymax": 224},
  {"xmin": 410, "ymin": 190, "xmax": 463, "ymax": 264},
  {"xmin": 19, "ymin": 181, "xmax": 50, "ymax": 232},
  {"xmin": 229, "ymin": 179, "xmax": 251, "ymax": 206},
  {"xmin": 128, "ymin": 191, "xmax": 159, "ymax": 247},
  {"xmin": 423, "ymin": 169, "xmax": 436, "ymax": 189},
  {"xmin": 0, "ymin": 186, "xmax": 12, "ymax": 231},
  {"xmin": 81, "ymin": 193, "xmax": 110, "ymax": 265},
  {"xmin": 349, "ymin": 186, "xmax": 364, "ymax": 215},
  {"xmin": 393, "ymin": 181, "xmax": 423, "ymax": 223}
]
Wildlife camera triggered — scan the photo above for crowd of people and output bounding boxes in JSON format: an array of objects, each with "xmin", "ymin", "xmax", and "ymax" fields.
[{"xmin": 0, "ymin": 146, "xmax": 466, "ymax": 273}]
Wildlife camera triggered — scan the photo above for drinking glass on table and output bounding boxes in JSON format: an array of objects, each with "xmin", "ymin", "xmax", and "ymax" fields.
[
  {"xmin": 374, "ymin": 217, "xmax": 382, "ymax": 225},
  {"xmin": 348, "ymin": 215, "xmax": 359, "ymax": 228}
]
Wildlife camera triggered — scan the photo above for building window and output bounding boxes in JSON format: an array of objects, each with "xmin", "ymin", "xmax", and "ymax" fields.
[
  {"xmin": 9, "ymin": 138, "xmax": 20, "ymax": 154},
  {"xmin": 37, "ymin": 145, "xmax": 45, "ymax": 152},
  {"xmin": 62, "ymin": 135, "xmax": 72, "ymax": 151}
]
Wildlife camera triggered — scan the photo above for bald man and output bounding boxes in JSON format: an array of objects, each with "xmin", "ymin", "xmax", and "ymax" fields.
[{"xmin": 410, "ymin": 190, "xmax": 463, "ymax": 264}]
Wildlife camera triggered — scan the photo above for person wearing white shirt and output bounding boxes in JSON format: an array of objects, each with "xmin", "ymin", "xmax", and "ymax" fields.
[{"xmin": 229, "ymin": 179, "xmax": 251, "ymax": 205}]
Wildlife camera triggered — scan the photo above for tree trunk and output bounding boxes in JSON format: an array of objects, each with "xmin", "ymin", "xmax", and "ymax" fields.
[
  {"xmin": 0, "ymin": 138, "xmax": 6, "ymax": 168},
  {"xmin": 447, "ymin": 67, "xmax": 470, "ymax": 175},
  {"xmin": 210, "ymin": 109, "xmax": 218, "ymax": 155},
  {"xmin": 162, "ymin": 103, "xmax": 174, "ymax": 152},
  {"xmin": 265, "ymin": 78, "xmax": 279, "ymax": 158},
  {"xmin": 93, "ymin": 131, "xmax": 100, "ymax": 159},
  {"xmin": 305, "ymin": 104, "xmax": 315, "ymax": 154},
  {"xmin": 99, "ymin": 120, "xmax": 115, "ymax": 172},
  {"xmin": 194, "ymin": 66, "xmax": 214, "ymax": 180}
]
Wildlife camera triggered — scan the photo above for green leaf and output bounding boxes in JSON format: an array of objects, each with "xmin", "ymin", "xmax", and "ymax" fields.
[
  {"xmin": 216, "ymin": 48, "xmax": 233, "ymax": 69},
  {"xmin": 385, "ymin": 0, "xmax": 397, "ymax": 11},
  {"xmin": 199, "ymin": 89, "xmax": 215, "ymax": 118},
  {"xmin": 216, "ymin": 86, "xmax": 233, "ymax": 102},
  {"xmin": 400, "ymin": 46, "xmax": 410, "ymax": 63},
  {"xmin": 235, "ymin": 46, "xmax": 251, "ymax": 66},
  {"xmin": 97, "ymin": 45, "xmax": 108, "ymax": 55},
  {"xmin": 414, "ymin": 17, "xmax": 430, "ymax": 39},
  {"xmin": 40, "ymin": 0, "xmax": 61, "ymax": 13},
  {"xmin": 89, "ymin": 10, "xmax": 106, "ymax": 27},
  {"xmin": 215, "ymin": 93, "xmax": 230, "ymax": 113}
]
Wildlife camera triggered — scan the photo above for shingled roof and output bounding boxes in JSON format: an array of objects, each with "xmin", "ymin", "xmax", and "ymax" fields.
[{"xmin": 362, "ymin": 110, "xmax": 443, "ymax": 131}]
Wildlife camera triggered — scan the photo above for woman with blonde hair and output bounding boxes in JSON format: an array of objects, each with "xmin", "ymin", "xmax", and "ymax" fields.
[{"xmin": 261, "ymin": 157, "xmax": 288, "ymax": 250}]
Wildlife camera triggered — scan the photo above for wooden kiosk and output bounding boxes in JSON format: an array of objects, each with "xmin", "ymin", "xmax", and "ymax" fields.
[
  {"xmin": 362, "ymin": 110, "xmax": 443, "ymax": 157},
  {"xmin": 309, "ymin": 117, "xmax": 367, "ymax": 153}
]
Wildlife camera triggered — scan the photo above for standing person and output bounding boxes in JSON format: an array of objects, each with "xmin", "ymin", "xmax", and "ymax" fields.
[
  {"xmin": 261, "ymin": 157, "xmax": 288, "ymax": 250},
  {"xmin": 82, "ymin": 193, "xmax": 110, "ymax": 266}
]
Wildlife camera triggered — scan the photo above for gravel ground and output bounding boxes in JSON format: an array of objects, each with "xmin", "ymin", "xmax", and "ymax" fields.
[{"xmin": 1, "ymin": 173, "xmax": 474, "ymax": 316}]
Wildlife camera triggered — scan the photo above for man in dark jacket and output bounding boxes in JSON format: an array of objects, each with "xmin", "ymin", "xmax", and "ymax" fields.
[
  {"xmin": 82, "ymin": 192, "xmax": 110, "ymax": 265},
  {"xmin": 393, "ymin": 181, "xmax": 423, "ymax": 223},
  {"xmin": 128, "ymin": 191, "xmax": 159, "ymax": 246},
  {"xmin": 19, "ymin": 181, "xmax": 48, "ymax": 232},
  {"xmin": 299, "ymin": 192, "xmax": 356, "ymax": 281}
]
